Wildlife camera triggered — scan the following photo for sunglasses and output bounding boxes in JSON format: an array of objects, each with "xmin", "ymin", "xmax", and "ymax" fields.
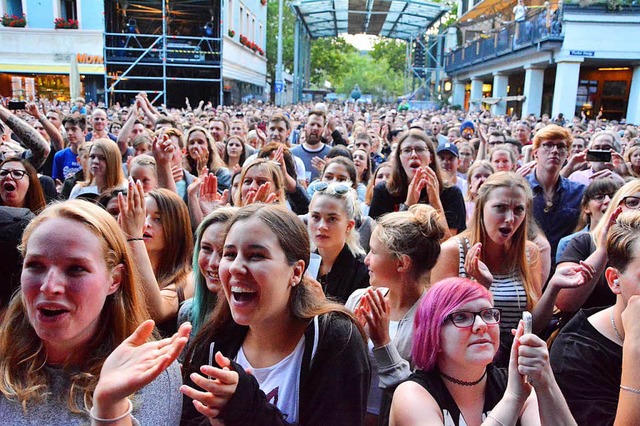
[{"xmin": 315, "ymin": 181, "xmax": 350, "ymax": 195}]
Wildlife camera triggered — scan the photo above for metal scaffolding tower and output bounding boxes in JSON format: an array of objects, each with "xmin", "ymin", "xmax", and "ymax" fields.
[{"xmin": 104, "ymin": 0, "xmax": 223, "ymax": 107}]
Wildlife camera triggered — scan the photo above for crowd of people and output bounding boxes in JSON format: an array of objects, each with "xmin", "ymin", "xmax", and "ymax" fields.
[{"xmin": 1, "ymin": 93, "xmax": 640, "ymax": 425}]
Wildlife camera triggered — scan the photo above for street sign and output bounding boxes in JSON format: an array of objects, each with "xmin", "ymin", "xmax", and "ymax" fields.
[
  {"xmin": 275, "ymin": 81, "xmax": 284, "ymax": 93},
  {"xmin": 570, "ymin": 50, "xmax": 594, "ymax": 57}
]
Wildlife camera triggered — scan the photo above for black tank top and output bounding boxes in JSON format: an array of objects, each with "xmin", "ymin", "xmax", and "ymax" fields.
[{"xmin": 408, "ymin": 364, "xmax": 519, "ymax": 426}]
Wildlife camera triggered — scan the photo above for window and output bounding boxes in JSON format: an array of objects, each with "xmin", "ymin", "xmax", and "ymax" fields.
[
  {"xmin": 259, "ymin": 23, "xmax": 263, "ymax": 44},
  {"xmin": 3, "ymin": 0, "xmax": 24, "ymax": 17},
  {"xmin": 239, "ymin": 5, "xmax": 244, "ymax": 34},
  {"xmin": 228, "ymin": 0, "xmax": 233, "ymax": 31},
  {"xmin": 245, "ymin": 10, "xmax": 249, "ymax": 35},
  {"xmin": 60, "ymin": 0, "xmax": 77, "ymax": 20},
  {"xmin": 251, "ymin": 16, "xmax": 255, "ymax": 41}
]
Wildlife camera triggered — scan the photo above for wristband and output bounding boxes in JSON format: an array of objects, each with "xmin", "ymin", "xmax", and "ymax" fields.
[
  {"xmin": 621, "ymin": 384, "xmax": 640, "ymax": 395},
  {"xmin": 89, "ymin": 398, "xmax": 132, "ymax": 423},
  {"xmin": 127, "ymin": 237, "xmax": 144, "ymax": 242}
]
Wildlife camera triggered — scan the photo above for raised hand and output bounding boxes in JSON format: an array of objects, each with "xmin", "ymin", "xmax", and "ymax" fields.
[
  {"xmin": 93, "ymin": 321, "xmax": 191, "ymax": 416},
  {"xmin": 118, "ymin": 179, "xmax": 146, "ymax": 239},
  {"xmin": 464, "ymin": 243, "xmax": 493, "ymax": 288},
  {"xmin": 505, "ymin": 321, "xmax": 533, "ymax": 404},
  {"xmin": 516, "ymin": 160, "xmax": 536, "ymax": 178},
  {"xmin": 244, "ymin": 182, "xmax": 277, "ymax": 205},
  {"xmin": 180, "ymin": 351, "xmax": 240, "ymax": 420},
  {"xmin": 516, "ymin": 321, "xmax": 555, "ymax": 392},
  {"xmin": 152, "ymin": 132, "xmax": 175, "ymax": 166},
  {"xmin": 199, "ymin": 173, "xmax": 229, "ymax": 214},
  {"xmin": 356, "ymin": 288, "xmax": 391, "ymax": 348},
  {"xmin": 548, "ymin": 261, "xmax": 595, "ymax": 291},
  {"xmin": 25, "ymin": 103, "xmax": 41, "ymax": 119},
  {"xmin": 597, "ymin": 205, "xmax": 623, "ymax": 248},
  {"xmin": 405, "ymin": 167, "xmax": 428, "ymax": 206}
]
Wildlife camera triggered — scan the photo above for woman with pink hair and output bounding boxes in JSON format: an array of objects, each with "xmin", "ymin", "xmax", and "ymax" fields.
[{"xmin": 390, "ymin": 277, "xmax": 575, "ymax": 426}]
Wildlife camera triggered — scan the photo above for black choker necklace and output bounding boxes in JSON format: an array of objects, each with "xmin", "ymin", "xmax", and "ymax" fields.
[{"xmin": 440, "ymin": 369, "xmax": 487, "ymax": 386}]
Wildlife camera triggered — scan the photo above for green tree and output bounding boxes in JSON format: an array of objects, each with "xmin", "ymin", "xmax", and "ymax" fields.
[
  {"xmin": 370, "ymin": 38, "xmax": 407, "ymax": 75},
  {"xmin": 336, "ymin": 52, "xmax": 404, "ymax": 101},
  {"xmin": 266, "ymin": 0, "xmax": 295, "ymax": 85},
  {"xmin": 309, "ymin": 37, "xmax": 358, "ymax": 88}
]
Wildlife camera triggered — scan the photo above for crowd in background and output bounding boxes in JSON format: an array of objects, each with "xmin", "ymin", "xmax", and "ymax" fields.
[{"xmin": 1, "ymin": 93, "xmax": 640, "ymax": 425}]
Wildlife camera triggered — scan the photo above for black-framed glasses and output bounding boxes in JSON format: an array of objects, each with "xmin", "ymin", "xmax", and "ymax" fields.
[
  {"xmin": 622, "ymin": 196, "xmax": 640, "ymax": 210},
  {"xmin": 315, "ymin": 181, "xmax": 350, "ymax": 195},
  {"xmin": 590, "ymin": 192, "xmax": 615, "ymax": 202},
  {"xmin": 445, "ymin": 308, "xmax": 502, "ymax": 328},
  {"xmin": 0, "ymin": 169, "xmax": 27, "ymax": 180},
  {"xmin": 540, "ymin": 142, "xmax": 568, "ymax": 154}
]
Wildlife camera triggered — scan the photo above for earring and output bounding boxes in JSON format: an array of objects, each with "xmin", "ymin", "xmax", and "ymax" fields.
[{"xmin": 614, "ymin": 279, "xmax": 619, "ymax": 286}]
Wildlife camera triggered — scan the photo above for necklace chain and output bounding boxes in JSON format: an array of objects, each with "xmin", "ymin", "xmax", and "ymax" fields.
[
  {"xmin": 440, "ymin": 369, "xmax": 487, "ymax": 386},
  {"xmin": 610, "ymin": 309, "xmax": 624, "ymax": 343}
]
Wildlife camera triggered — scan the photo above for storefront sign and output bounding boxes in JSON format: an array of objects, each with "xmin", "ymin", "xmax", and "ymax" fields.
[
  {"xmin": 77, "ymin": 53, "xmax": 104, "ymax": 64},
  {"xmin": 570, "ymin": 50, "xmax": 595, "ymax": 57}
]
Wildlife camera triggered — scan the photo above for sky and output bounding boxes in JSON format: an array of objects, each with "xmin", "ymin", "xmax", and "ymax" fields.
[{"xmin": 341, "ymin": 33, "xmax": 380, "ymax": 51}]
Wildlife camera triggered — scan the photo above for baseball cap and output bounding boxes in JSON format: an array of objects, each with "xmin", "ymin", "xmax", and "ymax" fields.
[{"xmin": 437, "ymin": 142, "xmax": 459, "ymax": 157}]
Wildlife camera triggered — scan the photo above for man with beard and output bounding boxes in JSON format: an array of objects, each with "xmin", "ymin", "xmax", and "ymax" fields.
[
  {"xmin": 243, "ymin": 113, "xmax": 307, "ymax": 185},
  {"xmin": 527, "ymin": 124, "xmax": 585, "ymax": 262},
  {"xmin": 291, "ymin": 110, "xmax": 331, "ymax": 182}
]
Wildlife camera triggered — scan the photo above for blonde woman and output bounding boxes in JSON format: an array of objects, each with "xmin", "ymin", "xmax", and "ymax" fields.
[{"xmin": 69, "ymin": 139, "xmax": 127, "ymax": 199}]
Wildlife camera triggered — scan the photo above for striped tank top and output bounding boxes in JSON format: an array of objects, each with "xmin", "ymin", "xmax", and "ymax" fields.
[{"xmin": 456, "ymin": 238, "xmax": 527, "ymax": 334}]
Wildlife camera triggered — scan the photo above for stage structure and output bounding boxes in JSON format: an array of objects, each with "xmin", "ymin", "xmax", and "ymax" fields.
[
  {"xmin": 289, "ymin": 0, "xmax": 448, "ymax": 103},
  {"xmin": 104, "ymin": 0, "xmax": 223, "ymax": 107}
]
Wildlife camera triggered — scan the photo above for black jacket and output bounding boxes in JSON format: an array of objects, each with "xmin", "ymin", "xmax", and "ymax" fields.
[
  {"xmin": 181, "ymin": 313, "xmax": 371, "ymax": 426},
  {"xmin": 318, "ymin": 244, "xmax": 369, "ymax": 304}
]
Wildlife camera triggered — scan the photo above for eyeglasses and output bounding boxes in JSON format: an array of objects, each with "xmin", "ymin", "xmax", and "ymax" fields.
[
  {"xmin": 445, "ymin": 308, "xmax": 502, "ymax": 328},
  {"xmin": 400, "ymin": 145, "xmax": 429, "ymax": 156},
  {"xmin": 315, "ymin": 181, "xmax": 350, "ymax": 195},
  {"xmin": 0, "ymin": 169, "xmax": 27, "ymax": 180},
  {"xmin": 590, "ymin": 192, "xmax": 615, "ymax": 202},
  {"xmin": 540, "ymin": 142, "xmax": 568, "ymax": 154},
  {"xmin": 622, "ymin": 196, "xmax": 640, "ymax": 210}
]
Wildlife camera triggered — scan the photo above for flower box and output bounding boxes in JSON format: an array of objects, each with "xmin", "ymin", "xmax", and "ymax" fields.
[
  {"xmin": 54, "ymin": 17, "xmax": 78, "ymax": 29},
  {"xmin": 2, "ymin": 14, "xmax": 26, "ymax": 27},
  {"xmin": 228, "ymin": 29, "xmax": 235, "ymax": 37}
]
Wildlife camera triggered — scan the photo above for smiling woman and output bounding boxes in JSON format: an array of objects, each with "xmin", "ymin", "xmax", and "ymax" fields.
[
  {"xmin": 180, "ymin": 204, "xmax": 370, "ymax": 426},
  {"xmin": 0, "ymin": 200, "xmax": 189, "ymax": 424}
]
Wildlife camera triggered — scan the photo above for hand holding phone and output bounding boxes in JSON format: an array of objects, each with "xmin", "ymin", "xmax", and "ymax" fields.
[
  {"xmin": 586, "ymin": 150, "xmax": 612, "ymax": 163},
  {"xmin": 522, "ymin": 311, "xmax": 532, "ymax": 384}
]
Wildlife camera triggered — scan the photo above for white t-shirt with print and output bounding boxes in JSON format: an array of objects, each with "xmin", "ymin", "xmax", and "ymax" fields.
[{"xmin": 235, "ymin": 336, "xmax": 306, "ymax": 423}]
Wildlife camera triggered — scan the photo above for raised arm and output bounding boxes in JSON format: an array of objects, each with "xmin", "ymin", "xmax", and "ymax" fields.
[
  {"xmin": 0, "ymin": 104, "xmax": 50, "ymax": 170},
  {"xmin": 118, "ymin": 179, "xmax": 181, "ymax": 323},
  {"xmin": 26, "ymin": 103, "xmax": 64, "ymax": 151},
  {"xmin": 116, "ymin": 105, "xmax": 139, "ymax": 156}
]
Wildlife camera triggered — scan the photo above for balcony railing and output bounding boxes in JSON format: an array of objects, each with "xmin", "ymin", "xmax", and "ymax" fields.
[{"xmin": 445, "ymin": 8, "xmax": 564, "ymax": 74}]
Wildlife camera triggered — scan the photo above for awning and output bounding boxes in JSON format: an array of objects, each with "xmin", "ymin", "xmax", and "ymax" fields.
[
  {"xmin": 0, "ymin": 63, "xmax": 105, "ymax": 75},
  {"xmin": 459, "ymin": 0, "xmax": 548, "ymax": 24},
  {"xmin": 290, "ymin": 0, "xmax": 449, "ymax": 40}
]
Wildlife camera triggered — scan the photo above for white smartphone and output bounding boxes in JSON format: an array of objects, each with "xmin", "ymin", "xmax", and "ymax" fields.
[
  {"xmin": 522, "ymin": 311, "xmax": 533, "ymax": 384},
  {"xmin": 522, "ymin": 311, "xmax": 532, "ymax": 335}
]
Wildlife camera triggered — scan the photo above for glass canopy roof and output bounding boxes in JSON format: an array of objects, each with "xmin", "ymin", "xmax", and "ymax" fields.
[{"xmin": 290, "ymin": 0, "xmax": 448, "ymax": 40}]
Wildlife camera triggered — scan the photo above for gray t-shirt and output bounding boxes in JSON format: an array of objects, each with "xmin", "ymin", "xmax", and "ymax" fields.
[{"xmin": 0, "ymin": 361, "xmax": 183, "ymax": 425}]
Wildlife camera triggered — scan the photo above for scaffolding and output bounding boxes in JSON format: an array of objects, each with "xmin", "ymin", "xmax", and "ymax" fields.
[
  {"xmin": 103, "ymin": 0, "xmax": 223, "ymax": 107},
  {"xmin": 406, "ymin": 33, "xmax": 445, "ymax": 102}
]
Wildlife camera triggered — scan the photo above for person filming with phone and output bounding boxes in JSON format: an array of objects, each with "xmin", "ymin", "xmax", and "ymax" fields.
[{"xmin": 567, "ymin": 132, "xmax": 625, "ymax": 186}]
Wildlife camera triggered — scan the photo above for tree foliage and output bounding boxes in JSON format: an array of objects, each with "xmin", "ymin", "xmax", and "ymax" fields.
[
  {"xmin": 370, "ymin": 38, "xmax": 407, "ymax": 75},
  {"xmin": 309, "ymin": 37, "xmax": 358, "ymax": 87},
  {"xmin": 266, "ymin": 0, "xmax": 295, "ymax": 83},
  {"xmin": 336, "ymin": 52, "xmax": 404, "ymax": 101}
]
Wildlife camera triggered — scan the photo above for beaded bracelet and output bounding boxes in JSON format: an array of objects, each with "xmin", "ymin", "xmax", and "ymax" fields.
[{"xmin": 89, "ymin": 398, "xmax": 133, "ymax": 423}]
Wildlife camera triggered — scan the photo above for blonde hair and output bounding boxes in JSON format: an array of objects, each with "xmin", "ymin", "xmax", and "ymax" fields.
[
  {"xmin": 234, "ymin": 159, "xmax": 286, "ymax": 207},
  {"xmin": 374, "ymin": 204, "xmax": 445, "ymax": 281},
  {"xmin": 461, "ymin": 172, "xmax": 538, "ymax": 309},
  {"xmin": 185, "ymin": 126, "xmax": 225, "ymax": 174},
  {"xmin": 310, "ymin": 182, "xmax": 364, "ymax": 256},
  {"xmin": 81, "ymin": 139, "xmax": 126, "ymax": 192},
  {"xmin": 0, "ymin": 200, "xmax": 149, "ymax": 412},
  {"xmin": 607, "ymin": 210, "xmax": 640, "ymax": 273}
]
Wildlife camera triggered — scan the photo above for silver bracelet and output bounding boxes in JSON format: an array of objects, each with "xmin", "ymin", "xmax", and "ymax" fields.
[
  {"xmin": 620, "ymin": 384, "xmax": 640, "ymax": 395},
  {"xmin": 89, "ymin": 398, "xmax": 133, "ymax": 423}
]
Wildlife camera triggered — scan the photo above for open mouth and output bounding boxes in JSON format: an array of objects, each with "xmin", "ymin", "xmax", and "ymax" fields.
[
  {"xmin": 143, "ymin": 232, "xmax": 152, "ymax": 240},
  {"xmin": 231, "ymin": 286, "xmax": 257, "ymax": 303},
  {"xmin": 498, "ymin": 226, "xmax": 512, "ymax": 238},
  {"xmin": 2, "ymin": 181, "xmax": 16, "ymax": 192},
  {"xmin": 409, "ymin": 160, "xmax": 422, "ymax": 169}
]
